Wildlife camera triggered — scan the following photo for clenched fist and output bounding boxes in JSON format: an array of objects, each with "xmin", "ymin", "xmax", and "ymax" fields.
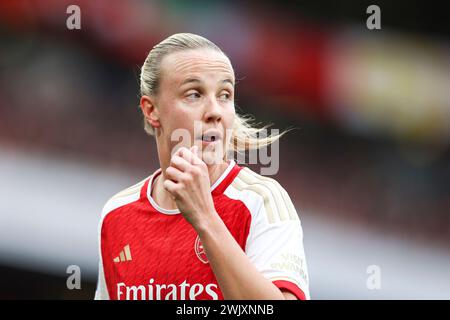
[{"xmin": 163, "ymin": 146, "xmax": 217, "ymax": 230}]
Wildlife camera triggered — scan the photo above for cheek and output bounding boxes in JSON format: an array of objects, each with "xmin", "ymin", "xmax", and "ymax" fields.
[
  {"xmin": 223, "ymin": 108, "xmax": 235, "ymax": 145},
  {"xmin": 161, "ymin": 102, "xmax": 194, "ymax": 130},
  {"xmin": 223, "ymin": 106, "xmax": 236, "ymax": 129},
  {"xmin": 163, "ymin": 106, "xmax": 199, "ymax": 148}
]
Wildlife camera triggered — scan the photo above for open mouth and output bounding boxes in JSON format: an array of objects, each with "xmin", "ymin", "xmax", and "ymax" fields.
[
  {"xmin": 202, "ymin": 134, "xmax": 217, "ymax": 142},
  {"xmin": 198, "ymin": 130, "xmax": 222, "ymax": 143}
]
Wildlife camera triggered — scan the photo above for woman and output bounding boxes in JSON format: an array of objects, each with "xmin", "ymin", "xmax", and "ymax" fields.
[{"xmin": 95, "ymin": 33, "xmax": 310, "ymax": 300}]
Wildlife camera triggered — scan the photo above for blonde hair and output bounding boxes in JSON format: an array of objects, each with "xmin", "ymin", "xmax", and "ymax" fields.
[{"xmin": 139, "ymin": 33, "xmax": 287, "ymax": 152}]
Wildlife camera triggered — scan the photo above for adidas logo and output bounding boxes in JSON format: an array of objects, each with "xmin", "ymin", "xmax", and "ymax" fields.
[{"xmin": 113, "ymin": 244, "xmax": 132, "ymax": 263}]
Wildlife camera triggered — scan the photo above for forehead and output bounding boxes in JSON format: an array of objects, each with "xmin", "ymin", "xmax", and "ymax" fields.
[{"xmin": 160, "ymin": 49, "xmax": 235, "ymax": 85}]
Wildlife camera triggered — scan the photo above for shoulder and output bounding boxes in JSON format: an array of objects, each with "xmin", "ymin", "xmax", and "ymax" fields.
[
  {"xmin": 225, "ymin": 166, "xmax": 299, "ymax": 223},
  {"xmin": 100, "ymin": 177, "xmax": 148, "ymax": 221}
]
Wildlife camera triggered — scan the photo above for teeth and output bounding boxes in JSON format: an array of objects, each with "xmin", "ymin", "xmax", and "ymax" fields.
[{"xmin": 201, "ymin": 134, "xmax": 218, "ymax": 142}]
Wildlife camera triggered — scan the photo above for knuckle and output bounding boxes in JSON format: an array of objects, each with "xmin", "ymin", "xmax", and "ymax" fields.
[
  {"xmin": 194, "ymin": 157, "xmax": 202, "ymax": 165},
  {"xmin": 192, "ymin": 166, "xmax": 201, "ymax": 175},
  {"xmin": 170, "ymin": 156, "xmax": 179, "ymax": 165},
  {"xmin": 163, "ymin": 181, "xmax": 173, "ymax": 192},
  {"xmin": 199, "ymin": 161, "xmax": 207, "ymax": 170},
  {"xmin": 187, "ymin": 165, "xmax": 197, "ymax": 174}
]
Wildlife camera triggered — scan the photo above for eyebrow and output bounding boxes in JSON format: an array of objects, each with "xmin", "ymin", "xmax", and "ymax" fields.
[
  {"xmin": 180, "ymin": 78, "xmax": 201, "ymax": 86},
  {"xmin": 222, "ymin": 78, "xmax": 235, "ymax": 86},
  {"xmin": 180, "ymin": 78, "xmax": 235, "ymax": 86}
]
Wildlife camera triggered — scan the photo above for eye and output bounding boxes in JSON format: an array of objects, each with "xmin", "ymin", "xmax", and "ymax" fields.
[
  {"xmin": 219, "ymin": 92, "xmax": 232, "ymax": 101},
  {"xmin": 185, "ymin": 91, "xmax": 201, "ymax": 100}
]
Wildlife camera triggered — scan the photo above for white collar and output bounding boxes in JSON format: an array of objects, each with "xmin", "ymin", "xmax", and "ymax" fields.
[{"xmin": 147, "ymin": 160, "xmax": 235, "ymax": 215}]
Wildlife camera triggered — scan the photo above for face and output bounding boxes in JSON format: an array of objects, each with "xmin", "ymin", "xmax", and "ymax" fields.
[{"xmin": 151, "ymin": 48, "xmax": 236, "ymax": 165}]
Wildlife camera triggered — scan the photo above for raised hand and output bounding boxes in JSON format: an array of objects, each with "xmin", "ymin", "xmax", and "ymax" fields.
[{"xmin": 163, "ymin": 146, "xmax": 216, "ymax": 230}]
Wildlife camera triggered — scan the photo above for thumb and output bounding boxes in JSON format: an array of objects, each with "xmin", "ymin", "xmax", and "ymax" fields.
[
  {"xmin": 190, "ymin": 145, "xmax": 202, "ymax": 164},
  {"xmin": 191, "ymin": 145, "xmax": 198, "ymax": 156}
]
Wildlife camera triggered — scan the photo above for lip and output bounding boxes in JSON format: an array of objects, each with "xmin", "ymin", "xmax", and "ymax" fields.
[
  {"xmin": 197, "ymin": 129, "xmax": 223, "ymax": 143},
  {"xmin": 200, "ymin": 140, "xmax": 220, "ymax": 147}
]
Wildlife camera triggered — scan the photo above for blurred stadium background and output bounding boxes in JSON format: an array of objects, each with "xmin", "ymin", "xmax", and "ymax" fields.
[{"xmin": 0, "ymin": 0, "xmax": 449, "ymax": 299}]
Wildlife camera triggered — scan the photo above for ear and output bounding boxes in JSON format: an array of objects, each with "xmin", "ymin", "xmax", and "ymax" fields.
[{"xmin": 140, "ymin": 95, "xmax": 161, "ymax": 129}]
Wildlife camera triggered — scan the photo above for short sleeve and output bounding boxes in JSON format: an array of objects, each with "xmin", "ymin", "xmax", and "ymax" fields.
[
  {"xmin": 244, "ymin": 186, "xmax": 310, "ymax": 300},
  {"xmin": 94, "ymin": 258, "xmax": 109, "ymax": 300},
  {"xmin": 94, "ymin": 214, "xmax": 110, "ymax": 300}
]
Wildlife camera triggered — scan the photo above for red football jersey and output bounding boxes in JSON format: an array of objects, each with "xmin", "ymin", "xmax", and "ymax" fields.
[{"xmin": 95, "ymin": 160, "xmax": 310, "ymax": 300}]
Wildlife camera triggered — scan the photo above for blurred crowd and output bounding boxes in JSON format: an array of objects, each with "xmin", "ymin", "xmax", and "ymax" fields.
[{"xmin": 1, "ymin": 0, "xmax": 449, "ymax": 250}]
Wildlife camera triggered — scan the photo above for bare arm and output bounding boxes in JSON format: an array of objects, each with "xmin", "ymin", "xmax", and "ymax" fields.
[
  {"xmin": 163, "ymin": 146, "xmax": 297, "ymax": 300},
  {"xmin": 195, "ymin": 209, "xmax": 290, "ymax": 300}
]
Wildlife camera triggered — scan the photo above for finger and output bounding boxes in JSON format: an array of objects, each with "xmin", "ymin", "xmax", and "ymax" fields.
[
  {"xmin": 170, "ymin": 154, "xmax": 191, "ymax": 172},
  {"xmin": 190, "ymin": 145, "xmax": 204, "ymax": 165},
  {"xmin": 176, "ymin": 146, "xmax": 190, "ymax": 158},
  {"xmin": 165, "ymin": 166, "xmax": 184, "ymax": 182},
  {"xmin": 163, "ymin": 179, "xmax": 180, "ymax": 197},
  {"xmin": 178, "ymin": 147, "xmax": 196, "ymax": 164}
]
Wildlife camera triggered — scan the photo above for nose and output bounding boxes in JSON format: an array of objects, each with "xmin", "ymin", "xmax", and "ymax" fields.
[{"xmin": 203, "ymin": 96, "xmax": 222, "ymax": 124}]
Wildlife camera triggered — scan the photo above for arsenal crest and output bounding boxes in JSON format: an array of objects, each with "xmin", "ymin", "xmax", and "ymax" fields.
[{"xmin": 194, "ymin": 235, "xmax": 209, "ymax": 264}]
